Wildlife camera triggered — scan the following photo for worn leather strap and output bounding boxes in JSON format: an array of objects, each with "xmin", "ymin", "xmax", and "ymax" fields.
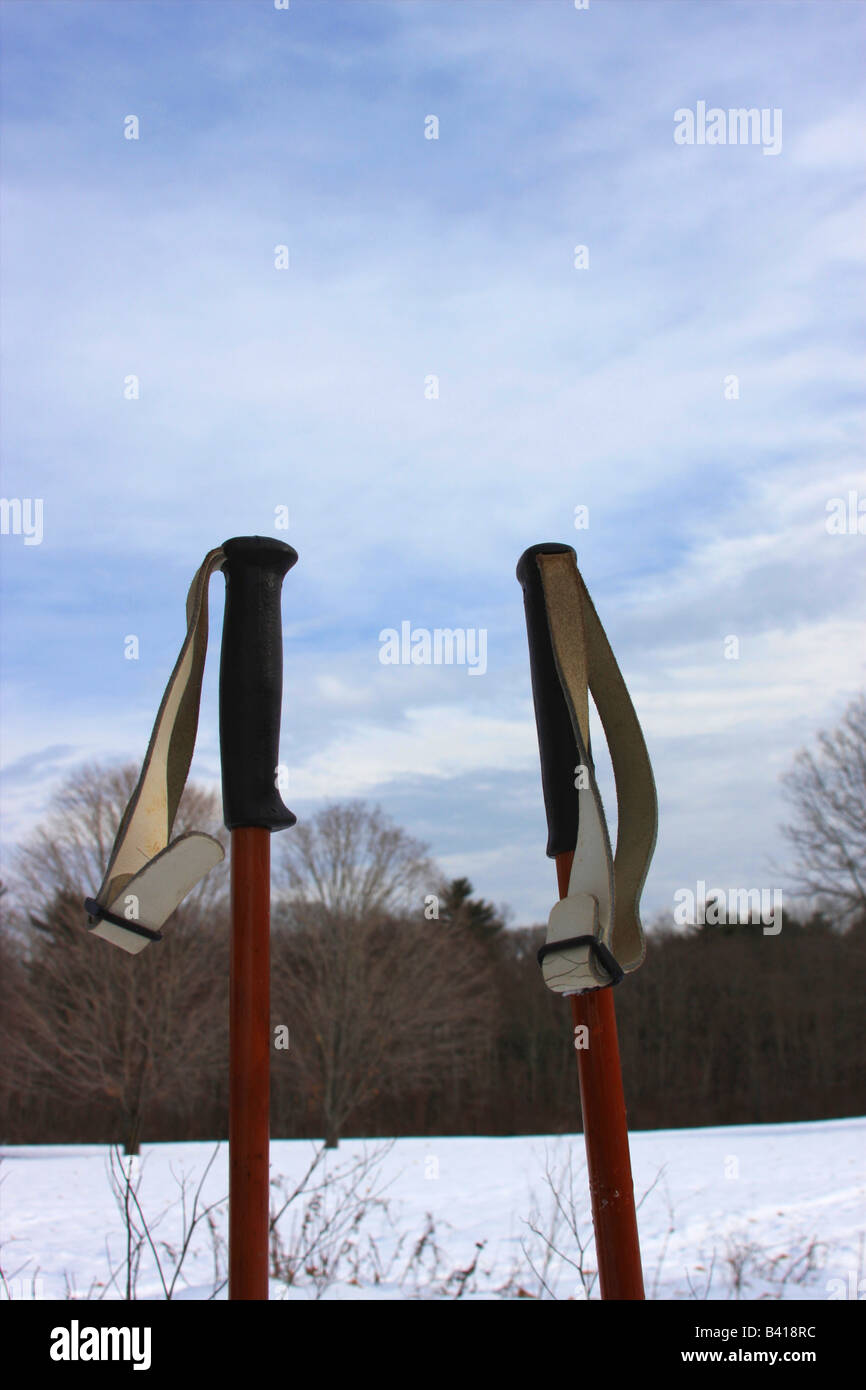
[
  {"xmin": 537, "ymin": 551, "xmax": 657, "ymax": 993},
  {"xmin": 85, "ymin": 548, "xmax": 227, "ymax": 954}
]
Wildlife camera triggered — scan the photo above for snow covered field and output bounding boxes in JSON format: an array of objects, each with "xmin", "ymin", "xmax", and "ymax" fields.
[{"xmin": 2, "ymin": 1118, "xmax": 864, "ymax": 1301}]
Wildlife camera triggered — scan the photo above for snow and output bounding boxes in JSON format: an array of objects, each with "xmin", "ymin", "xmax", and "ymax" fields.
[{"xmin": 1, "ymin": 1118, "xmax": 864, "ymax": 1301}]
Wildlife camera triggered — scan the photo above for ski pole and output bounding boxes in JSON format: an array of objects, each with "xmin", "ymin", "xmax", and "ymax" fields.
[
  {"xmin": 557, "ymin": 851, "xmax": 644, "ymax": 1299},
  {"xmin": 219, "ymin": 537, "xmax": 298, "ymax": 1301},
  {"xmin": 517, "ymin": 542, "xmax": 657, "ymax": 1301},
  {"xmin": 83, "ymin": 537, "xmax": 298, "ymax": 1301}
]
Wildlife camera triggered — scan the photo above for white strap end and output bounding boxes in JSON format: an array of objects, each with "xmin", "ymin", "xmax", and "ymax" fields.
[
  {"xmin": 89, "ymin": 832, "xmax": 224, "ymax": 955},
  {"xmin": 541, "ymin": 892, "xmax": 605, "ymax": 994}
]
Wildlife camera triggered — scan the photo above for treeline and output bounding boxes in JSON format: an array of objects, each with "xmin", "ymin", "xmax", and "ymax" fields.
[
  {"xmin": 2, "ymin": 895, "xmax": 863, "ymax": 1150},
  {"xmin": 1, "ymin": 769, "xmax": 863, "ymax": 1150},
  {"xmin": 276, "ymin": 909, "xmax": 866, "ymax": 1137}
]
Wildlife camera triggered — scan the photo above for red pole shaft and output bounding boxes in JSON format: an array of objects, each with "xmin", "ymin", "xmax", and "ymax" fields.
[
  {"xmin": 556, "ymin": 850, "xmax": 644, "ymax": 1300},
  {"xmin": 229, "ymin": 826, "xmax": 271, "ymax": 1300}
]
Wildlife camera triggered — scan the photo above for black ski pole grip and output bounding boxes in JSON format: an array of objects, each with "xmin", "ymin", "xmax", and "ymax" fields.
[
  {"xmin": 219, "ymin": 536, "xmax": 298, "ymax": 831},
  {"xmin": 516, "ymin": 542, "xmax": 581, "ymax": 859}
]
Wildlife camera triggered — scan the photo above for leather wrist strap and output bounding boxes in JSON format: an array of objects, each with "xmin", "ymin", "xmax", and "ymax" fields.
[
  {"xmin": 84, "ymin": 548, "xmax": 227, "ymax": 954},
  {"xmin": 532, "ymin": 549, "xmax": 658, "ymax": 993}
]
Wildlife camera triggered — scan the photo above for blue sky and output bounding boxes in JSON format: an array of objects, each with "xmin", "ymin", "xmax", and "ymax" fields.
[{"xmin": 0, "ymin": 0, "xmax": 863, "ymax": 924}]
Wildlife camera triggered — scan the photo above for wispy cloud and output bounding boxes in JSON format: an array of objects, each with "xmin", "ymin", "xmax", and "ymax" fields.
[{"xmin": 1, "ymin": 0, "xmax": 863, "ymax": 922}]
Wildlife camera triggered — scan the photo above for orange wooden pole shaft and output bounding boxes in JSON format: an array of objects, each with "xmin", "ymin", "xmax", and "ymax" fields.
[
  {"xmin": 229, "ymin": 826, "xmax": 271, "ymax": 1300},
  {"xmin": 556, "ymin": 850, "xmax": 645, "ymax": 1300}
]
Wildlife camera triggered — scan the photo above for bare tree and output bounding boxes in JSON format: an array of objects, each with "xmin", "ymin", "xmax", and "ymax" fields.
[
  {"xmin": 271, "ymin": 801, "xmax": 493, "ymax": 1147},
  {"xmin": 0, "ymin": 884, "xmax": 28, "ymax": 1142},
  {"xmin": 779, "ymin": 693, "xmax": 866, "ymax": 928},
  {"xmin": 10, "ymin": 760, "xmax": 228, "ymax": 920},
  {"xmin": 273, "ymin": 904, "xmax": 493, "ymax": 1148},
  {"xmin": 3, "ymin": 762, "xmax": 229, "ymax": 1153},
  {"xmin": 8, "ymin": 889, "xmax": 228, "ymax": 1154},
  {"xmin": 273, "ymin": 801, "xmax": 434, "ymax": 921}
]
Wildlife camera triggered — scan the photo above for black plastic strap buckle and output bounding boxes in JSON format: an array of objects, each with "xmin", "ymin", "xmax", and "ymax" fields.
[
  {"xmin": 84, "ymin": 897, "xmax": 163, "ymax": 944},
  {"xmin": 537, "ymin": 933, "xmax": 624, "ymax": 987}
]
